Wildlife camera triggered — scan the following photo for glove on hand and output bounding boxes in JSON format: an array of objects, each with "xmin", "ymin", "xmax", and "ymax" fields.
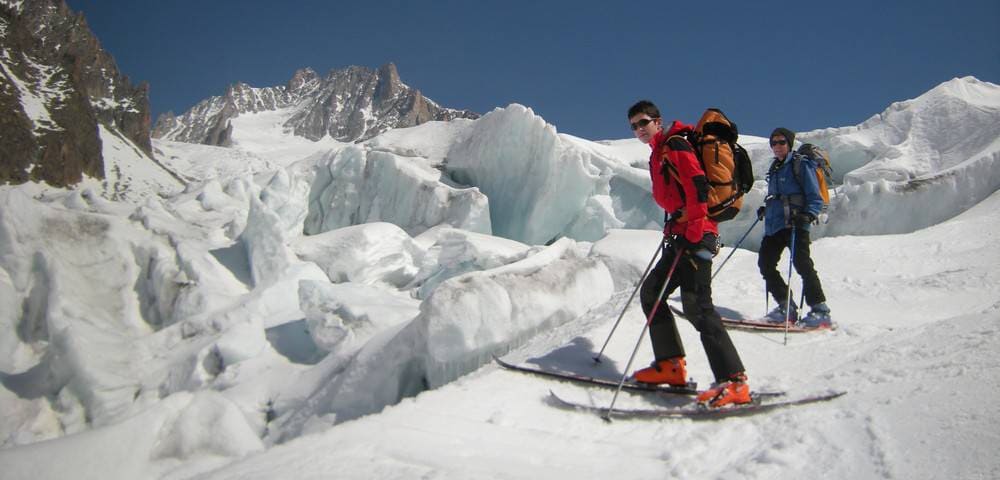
[
  {"xmin": 756, "ymin": 206, "xmax": 766, "ymax": 221},
  {"xmin": 793, "ymin": 212, "xmax": 816, "ymax": 226},
  {"xmin": 665, "ymin": 209, "xmax": 684, "ymax": 224}
]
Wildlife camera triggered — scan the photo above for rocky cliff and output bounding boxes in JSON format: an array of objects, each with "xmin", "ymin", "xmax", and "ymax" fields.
[
  {"xmin": 0, "ymin": 0, "xmax": 152, "ymax": 187},
  {"xmin": 153, "ymin": 63, "xmax": 478, "ymax": 145}
]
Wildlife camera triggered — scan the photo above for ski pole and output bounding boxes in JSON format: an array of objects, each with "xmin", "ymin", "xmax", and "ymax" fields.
[
  {"xmin": 784, "ymin": 226, "xmax": 798, "ymax": 345},
  {"xmin": 603, "ymin": 247, "xmax": 684, "ymax": 421},
  {"xmin": 593, "ymin": 237, "xmax": 664, "ymax": 363},
  {"xmin": 764, "ymin": 239, "xmax": 769, "ymax": 318},
  {"xmin": 764, "ymin": 288, "xmax": 769, "ymax": 318},
  {"xmin": 711, "ymin": 217, "xmax": 760, "ymax": 280}
]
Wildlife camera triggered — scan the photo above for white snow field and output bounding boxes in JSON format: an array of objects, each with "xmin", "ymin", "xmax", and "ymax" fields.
[{"xmin": 0, "ymin": 77, "xmax": 998, "ymax": 480}]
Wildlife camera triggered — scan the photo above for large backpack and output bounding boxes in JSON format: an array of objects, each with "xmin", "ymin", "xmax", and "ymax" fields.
[
  {"xmin": 670, "ymin": 108, "xmax": 754, "ymax": 222},
  {"xmin": 794, "ymin": 143, "xmax": 834, "ymax": 215}
]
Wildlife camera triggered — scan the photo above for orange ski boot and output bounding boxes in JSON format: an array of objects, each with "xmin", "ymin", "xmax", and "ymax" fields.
[
  {"xmin": 696, "ymin": 373, "xmax": 751, "ymax": 408},
  {"xmin": 633, "ymin": 357, "xmax": 687, "ymax": 386}
]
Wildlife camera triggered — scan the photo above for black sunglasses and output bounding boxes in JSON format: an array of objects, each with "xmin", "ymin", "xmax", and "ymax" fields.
[
  {"xmin": 770, "ymin": 139, "xmax": 788, "ymax": 146},
  {"xmin": 630, "ymin": 118, "xmax": 657, "ymax": 131}
]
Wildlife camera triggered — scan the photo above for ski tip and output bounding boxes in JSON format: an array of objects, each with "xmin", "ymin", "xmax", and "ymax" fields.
[{"xmin": 825, "ymin": 390, "xmax": 849, "ymax": 399}]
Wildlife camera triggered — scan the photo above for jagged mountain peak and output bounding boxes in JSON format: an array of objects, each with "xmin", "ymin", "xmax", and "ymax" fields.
[
  {"xmin": 153, "ymin": 62, "xmax": 478, "ymax": 145},
  {"xmin": 287, "ymin": 67, "xmax": 320, "ymax": 94}
]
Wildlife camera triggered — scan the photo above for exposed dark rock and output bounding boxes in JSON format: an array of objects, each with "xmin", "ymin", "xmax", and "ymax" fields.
[
  {"xmin": 0, "ymin": 0, "xmax": 152, "ymax": 187},
  {"xmin": 154, "ymin": 62, "xmax": 478, "ymax": 145}
]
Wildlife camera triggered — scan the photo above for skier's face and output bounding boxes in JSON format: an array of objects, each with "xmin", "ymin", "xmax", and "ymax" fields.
[
  {"xmin": 630, "ymin": 114, "xmax": 661, "ymax": 144},
  {"xmin": 770, "ymin": 135, "xmax": 790, "ymax": 159}
]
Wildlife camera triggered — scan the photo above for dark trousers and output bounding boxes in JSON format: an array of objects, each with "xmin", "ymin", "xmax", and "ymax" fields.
[
  {"xmin": 758, "ymin": 227, "xmax": 827, "ymax": 307},
  {"xmin": 639, "ymin": 245, "xmax": 745, "ymax": 382}
]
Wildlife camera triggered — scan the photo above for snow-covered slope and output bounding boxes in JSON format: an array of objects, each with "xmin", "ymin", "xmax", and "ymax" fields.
[
  {"xmin": 97, "ymin": 126, "xmax": 185, "ymax": 201},
  {"xmin": 803, "ymin": 76, "xmax": 1000, "ymax": 184},
  {"xmin": 0, "ymin": 76, "xmax": 998, "ymax": 480},
  {"xmin": 798, "ymin": 76, "xmax": 1000, "ymax": 237}
]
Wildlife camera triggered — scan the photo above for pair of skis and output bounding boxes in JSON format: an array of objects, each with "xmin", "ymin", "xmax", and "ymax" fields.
[
  {"xmin": 494, "ymin": 355, "xmax": 845, "ymax": 420},
  {"xmin": 670, "ymin": 305, "xmax": 834, "ymax": 334}
]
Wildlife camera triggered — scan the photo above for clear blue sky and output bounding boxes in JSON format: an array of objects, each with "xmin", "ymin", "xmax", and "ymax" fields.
[{"xmin": 66, "ymin": 0, "xmax": 999, "ymax": 141}]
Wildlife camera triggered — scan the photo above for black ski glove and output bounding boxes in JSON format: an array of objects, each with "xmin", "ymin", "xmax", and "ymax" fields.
[
  {"xmin": 665, "ymin": 209, "xmax": 684, "ymax": 224},
  {"xmin": 756, "ymin": 206, "xmax": 766, "ymax": 221},
  {"xmin": 793, "ymin": 212, "xmax": 816, "ymax": 227}
]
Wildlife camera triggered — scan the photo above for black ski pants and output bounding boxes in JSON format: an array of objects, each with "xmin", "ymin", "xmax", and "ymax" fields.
[
  {"xmin": 758, "ymin": 227, "xmax": 827, "ymax": 307},
  {"xmin": 639, "ymin": 243, "xmax": 745, "ymax": 383}
]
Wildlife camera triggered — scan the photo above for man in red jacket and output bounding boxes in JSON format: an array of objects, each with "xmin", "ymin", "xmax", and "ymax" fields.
[{"xmin": 627, "ymin": 100, "xmax": 750, "ymax": 408}]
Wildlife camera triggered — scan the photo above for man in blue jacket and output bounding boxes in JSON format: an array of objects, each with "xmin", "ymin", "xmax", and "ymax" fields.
[{"xmin": 756, "ymin": 128, "xmax": 832, "ymax": 327}]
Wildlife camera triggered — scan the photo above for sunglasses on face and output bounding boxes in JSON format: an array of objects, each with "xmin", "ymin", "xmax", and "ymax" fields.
[
  {"xmin": 630, "ymin": 118, "xmax": 656, "ymax": 131},
  {"xmin": 770, "ymin": 139, "xmax": 788, "ymax": 146}
]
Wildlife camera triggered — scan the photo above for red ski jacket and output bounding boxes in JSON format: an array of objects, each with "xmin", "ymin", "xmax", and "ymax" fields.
[{"xmin": 648, "ymin": 121, "xmax": 718, "ymax": 243}]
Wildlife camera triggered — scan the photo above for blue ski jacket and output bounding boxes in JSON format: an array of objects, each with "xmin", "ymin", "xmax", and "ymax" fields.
[{"xmin": 763, "ymin": 152, "xmax": 825, "ymax": 236}]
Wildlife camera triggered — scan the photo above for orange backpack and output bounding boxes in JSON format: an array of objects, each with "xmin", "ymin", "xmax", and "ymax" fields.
[
  {"xmin": 795, "ymin": 143, "xmax": 834, "ymax": 214},
  {"xmin": 670, "ymin": 108, "xmax": 754, "ymax": 222}
]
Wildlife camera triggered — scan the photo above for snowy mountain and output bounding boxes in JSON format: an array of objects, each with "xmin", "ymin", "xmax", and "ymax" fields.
[
  {"xmin": 0, "ymin": 73, "xmax": 998, "ymax": 480},
  {"xmin": 152, "ymin": 63, "xmax": 480, "ymax": 146},
  {"xmin": 0, "ymin": 0, "xmax": 175, "ymax": 197}
]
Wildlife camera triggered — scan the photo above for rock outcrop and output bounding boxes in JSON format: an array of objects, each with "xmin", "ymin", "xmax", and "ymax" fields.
[
  {"xmin": 0, "ymin": 0, "xmax": 152, "ymax": 187},
  {"xmin": 153, "ymin": 63, "xmax": 478, "ymax": 145}
]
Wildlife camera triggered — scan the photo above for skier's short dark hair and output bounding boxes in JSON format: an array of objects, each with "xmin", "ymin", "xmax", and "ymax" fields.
[{"xmin": 628, "ymin": 100, "xmax": 661, "ymax": 119}]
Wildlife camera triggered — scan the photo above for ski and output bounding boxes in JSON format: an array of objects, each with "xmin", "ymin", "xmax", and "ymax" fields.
[
  {"xmin": 549, "ymin": 389, "xmax": 846, "ymax": 420},
  {"xmin": 493, "ymin": 355, "xmax": 699, "ymax": 395},
  {"xmin": 494, "ymin": 355, "xmax": 784, "ymax": 398},
  {"xmin": 668, "ymin": 305, "xmax": 832, "ymax": 333},
  {"xmin": 722, "ymin": 317, "xmax": 831, "ymax": 333}
]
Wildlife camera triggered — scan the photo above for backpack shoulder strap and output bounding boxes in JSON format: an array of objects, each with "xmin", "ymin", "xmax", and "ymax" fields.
[
  {"xmin": 666, "ymin": 133, "xmax": 694, "ymax": 152},
  {"xmin": 819, "ymin": 156, "xmax": 834, "ymax": 178},
  {"xmin": 791, "ymin": 153, "xmax": 805, "ymax": 189},
  {"xmin": 661, "ymin": 152, "xmax": 681, "ymax": 182},
  {"xmin": 660, "ymin": 135, "xmax": 689, "ymax": 206}
]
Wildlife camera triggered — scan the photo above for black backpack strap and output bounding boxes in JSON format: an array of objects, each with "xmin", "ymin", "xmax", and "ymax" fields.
[
  {"xmin": 666, "ymin": 133, "xmax": 694, "ymax": 152},
  {"xmin": 661, "ymin": 136, "xmax": 687, "ymax": 204},
  {"xmin": 791, "ymin": 153, "xmax": 806, "ymax": 191},
  {"xmin": 766, "ymin": 157, "xmax": 783, "ymax": 178},
  {"xmin": 662, "ymin": 157, "xmax": 680, "ymax": 180}
]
